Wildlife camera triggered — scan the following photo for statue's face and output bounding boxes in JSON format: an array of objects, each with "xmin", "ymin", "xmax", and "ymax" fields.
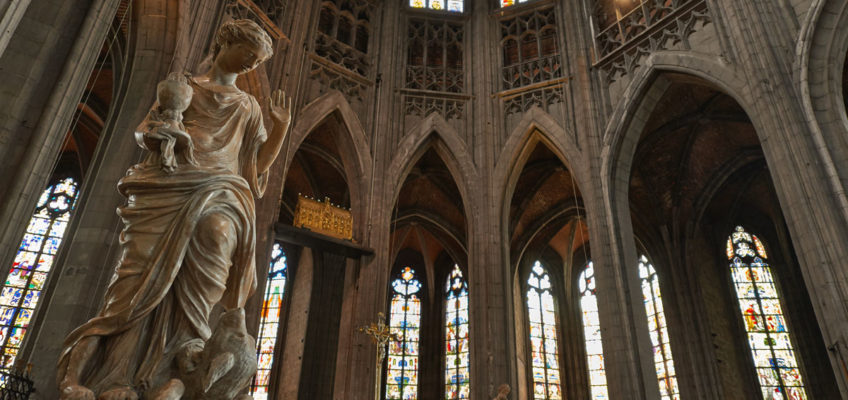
[{"xmin": 216, "ymin": 41, "xmax": 269, "ymax": 75}]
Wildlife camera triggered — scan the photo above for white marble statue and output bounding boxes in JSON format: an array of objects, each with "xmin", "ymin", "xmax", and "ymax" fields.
[{"xmin": 56, "ymin": 19, "xmax": 291, "ymax": 400}]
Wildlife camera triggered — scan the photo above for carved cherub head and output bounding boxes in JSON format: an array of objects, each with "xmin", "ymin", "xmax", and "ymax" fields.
[{"xmin": 212, "ymin": 19, "xmax": 274, "ymax": 75}]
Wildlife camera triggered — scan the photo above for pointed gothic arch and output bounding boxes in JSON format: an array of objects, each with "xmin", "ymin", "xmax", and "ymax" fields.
[
  {"xmin": 494, "ymin": 106, "xmax": 583, "ymax": 204},
  {"xmin": 389, "ymin": 112, "xmax": 479, "ymax": 218},
  {"xmin": 285, "ymin": 90, "xmax": 374, "ymax": 236},
  {"xmin": 796, "ymin": 0, "xmax": 848, "ymax": 219},
  {"xmin": 602, "ymin": 55, "xmax": 843, "ymax": 398}
]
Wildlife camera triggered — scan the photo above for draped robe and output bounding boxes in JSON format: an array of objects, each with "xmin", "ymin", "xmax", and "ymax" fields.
[{"xmin": 57, "ymin": 78, "xmax": 267, "ymax": 394}]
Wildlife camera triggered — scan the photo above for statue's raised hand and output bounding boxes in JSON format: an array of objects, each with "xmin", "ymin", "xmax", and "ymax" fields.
[{"xmin": 268, "ymin": 89, "xmax": 291, "ymax": 127}]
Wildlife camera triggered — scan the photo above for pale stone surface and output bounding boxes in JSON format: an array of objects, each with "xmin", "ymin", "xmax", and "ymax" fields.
[{"xmin": 53, "ymin": 19, "xmax": 290, "ymax": 400}]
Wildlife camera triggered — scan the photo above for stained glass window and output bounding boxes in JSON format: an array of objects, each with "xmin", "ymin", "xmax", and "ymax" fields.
[
  {"xmin": 579, "ymin": 261, "xmax": 608, "ymax": 400},
  {"xmin": 727, "ymin": 226, "xmax": 807, "ymax": 400},
  {"xmin": 445, "ymin": 265, "xmax": 470, "ymax": 399},
  {"xmin": 0, "ymin": 177, "xmax": 78, "ymax": 370},
  {"xmin": 250, "ymin": 243, "xmax": 288, "ymax": 399},
  {"xmin": 410, "ymin": 0, "xmax": 463, "ymax": 13},
  {"xmin": 387, "ymin": 266, "xmax": 422, "ymax": 400},
  {"xmin": 500, "ymin": 0, "xmax": 531, "ymax": 8},
  {"xmin": 638, "ymin": 255, "xmax": 678, "ymax": 400},
  {"xmin": 526, "ymin": 261, "xmax": 562, "ymax": 400}
]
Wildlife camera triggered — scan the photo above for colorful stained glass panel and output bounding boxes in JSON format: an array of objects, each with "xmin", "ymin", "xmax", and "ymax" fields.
[
  {"xmin": 386, "ymin": 266, "xmax": 422, "ymax": 400},
  {"xmin": 445, "ymin": 265, "xmax": 470, "ymax": 399},
  {"xmin": 527, "ymin": 261, "xmax": 562, "ymax": 400},
  {"xmin": 580, "ymin": 262, "xmax": 609, "ymax": 400},
  {"xmin": 638, "ymin": 255, "xmax": 679, "ymax": 400},
  {"xmin": 250, "ymin": 243, "xmax": 288, "ymax": 399},
  {"xmin": 727, "ymin": 226, "xmax": 807, "ymax": 400}
]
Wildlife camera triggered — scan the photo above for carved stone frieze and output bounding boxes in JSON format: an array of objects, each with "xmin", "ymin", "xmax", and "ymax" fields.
[
  {"xmin": 309, "ymin": 56, "xmax": 371, "ymax": 100},
  {"xmin": 502, "ymin": 83, "xmax": 564, "ymax": 116},
  {"xmin": 403, "ymin": 92, "xmax": 467, "ymax": 120},
  {"xmin": 593, "ymin": 0, "xmax": 711, "ymax": 81}
]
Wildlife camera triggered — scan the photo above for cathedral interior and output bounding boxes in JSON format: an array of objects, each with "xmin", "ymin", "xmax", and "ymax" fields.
[{"xmin": 0, "ymin": 0, "xmax": 847, "ymax": 398}]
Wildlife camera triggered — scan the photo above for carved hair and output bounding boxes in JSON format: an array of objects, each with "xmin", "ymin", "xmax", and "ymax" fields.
[{"xmin": 212, "ymin": 19, "xmax": 273, "ymax": 61}]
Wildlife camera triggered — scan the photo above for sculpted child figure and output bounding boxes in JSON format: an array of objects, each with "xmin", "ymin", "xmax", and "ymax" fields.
[{"xmin": 56, "ymin": 19, "xmax": 291, "ymax": 400}]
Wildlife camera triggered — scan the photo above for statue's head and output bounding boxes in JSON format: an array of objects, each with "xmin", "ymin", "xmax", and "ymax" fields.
[{"xmin": 212, "ymin": 19, "xmax": 273, "ymax": 75}]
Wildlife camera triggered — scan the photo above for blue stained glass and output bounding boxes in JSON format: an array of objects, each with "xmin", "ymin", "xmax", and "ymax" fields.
[
  {"xmin": 13, "ymin": 310, "xmax": 31, "ymax": 328},
  {"xmin": 49, "ymin": 220, "xmax": 68, "ymax": 237},
  {"xmin": 21, "ymin": 291, "xmax": 39, "ymax": 309},
  {"xmin": 387, "ymin": 267, "xmax": 422, "ymax": 400},
  {"xmin": 43, "ymin": 237, "xmax": 61, "ymax": 255},
  {"xmin": 26, "ymin": 218, "xmax": 50, "ymax": 235},
  {"xmin": 19, "ymin": 235, "xmax": 43, "ymax": 252},
  {"xmin": 2, "ymin": 177, "xmax": 78, "ymax": 371},
  {"xmin": 0, "ymin": 308, "xmax": 13, "ymax": 326},
  {"xmin": 0, "ymin": 289, "xmax": 22, "ymax": 308}
]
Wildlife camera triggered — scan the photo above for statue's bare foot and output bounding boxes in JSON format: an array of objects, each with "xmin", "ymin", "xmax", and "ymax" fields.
[
  {"xmin": 97, "ymin": 386, "xmax": 138, "ymax": 400},
  {"xmin": 60, "ymin": 384, "xmax": 95, "ymax": 400}
]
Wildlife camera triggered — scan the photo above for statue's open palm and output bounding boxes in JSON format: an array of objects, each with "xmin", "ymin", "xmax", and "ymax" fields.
[{"xmin": 268, "ymin": 89, "xmax": 291, "ymax": 126}]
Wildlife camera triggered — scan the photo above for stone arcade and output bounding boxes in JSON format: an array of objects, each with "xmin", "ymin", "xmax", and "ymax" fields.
[{"xmin": 0, "ymin": 0, "xmax": 846, "ymax": 399}]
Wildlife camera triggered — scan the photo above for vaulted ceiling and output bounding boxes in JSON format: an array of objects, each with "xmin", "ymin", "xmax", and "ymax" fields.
[
  {"xmin": 509, "ymin": 142, "xmax": 587, "ymax": 265},
  {"xmin": 629, "ymin": 74, "xmax": 778, "ymax": 245},
  {"xmin": 392, "ymin": 146, "xmax": 467, "ymax": 269}
]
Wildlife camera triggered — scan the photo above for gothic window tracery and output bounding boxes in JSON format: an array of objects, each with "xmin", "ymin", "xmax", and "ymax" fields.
[
  {"xmin": 445, "ymin": 264, "xmax": 470, "ymax": 399},
  {"xmin": 410, "ymin": 0, "xmax": 463, "ymax": 13},
  {"xmin": 406, "ymin": 18, "xmax": 464, "ymax": 93},
  {"xmin": 579, "ymin": 261, "xmax": 608, "ymax": 400},
  {"xmin": 499, "ymin": 8, "xmax": 562, "ymax": 90},
  {"xmin": 0, "ymin": 177, "xmax": 79, "ymax": 370},
  {"xmin": 526, "ymin": 261, "xmax": 562, "ymax": 399},
  {"xmin": 727, "ymin": 226, "xmax": 807, "ymax": 399},
  {"xmin": 386, "ymin": 266, "xmax": 423, "ymax": 399},
  {"xmin": 250, "ymin": 243, "xmax": 288, "ymax": 399},
  {"xmin": 638, "ymin": 255, "xmax": 678, "ymax": 399},
  {"xmin": 310, "ymin": 0, "xmax": 375, "ymax": 100}
]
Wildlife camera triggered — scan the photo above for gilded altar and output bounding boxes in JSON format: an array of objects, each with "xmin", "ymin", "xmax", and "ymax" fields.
[{"xmin": 293, "ymin": 195, "xmax": 354, "ymax": 241}]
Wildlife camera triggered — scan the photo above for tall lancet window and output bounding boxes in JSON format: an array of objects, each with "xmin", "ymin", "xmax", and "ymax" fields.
[
  {"xmin": 445, "ymin": 264, "xmax": 470, "ymax": 399},
  {"xmin": 1, "ymin": 177, "xmax": 78, "ymax": 369},
  {"xmin": 387, "ymin": 266, "xmax": 423, "ymax": 400},
  {"xmin": 526, "ymin": 261, "xmax": 562, "ymax": 399},
  {"xmin": 251, "ymin": 243, "xmax": 288, "ymax": 399},
  {"xmin": 409, "ymin": 0, "xmax": 463, "ymax": 12},
  {"xmin": 727, "ymin": 226, "xmax": 807, "ymax": 399},
  {"xmin": 579, "ymin": 261, "xmax": 608, "ymax": 400},
  {"xmin": 638, "ymin": 255, "xmax": 678, "ymax": 399}
]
